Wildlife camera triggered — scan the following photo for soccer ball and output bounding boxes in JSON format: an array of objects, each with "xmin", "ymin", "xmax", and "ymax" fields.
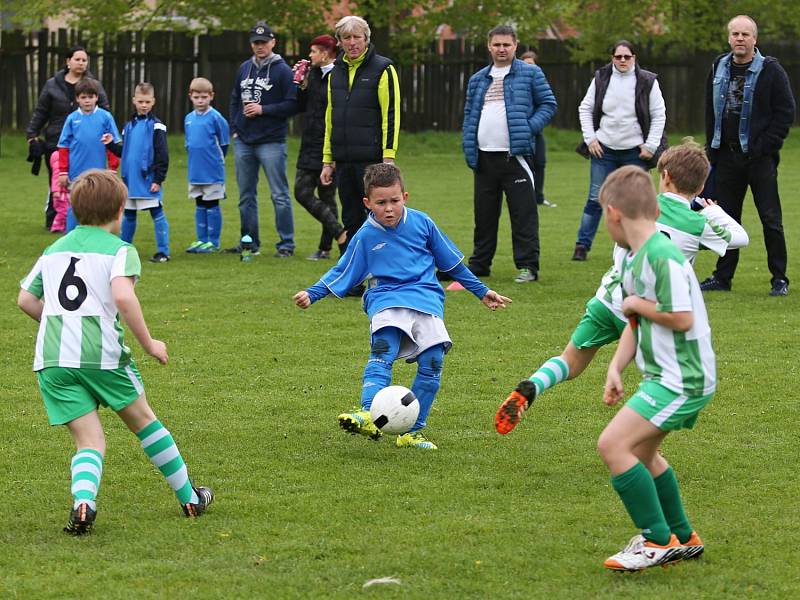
[{"xmin": 370, "ymin": 386, "xmax": 420, "ymax": 434}]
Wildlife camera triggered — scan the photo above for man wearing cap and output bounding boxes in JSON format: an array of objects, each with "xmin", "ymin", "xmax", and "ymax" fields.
[
  {"xmin": 228, "ymin": 21, "xmax": 298, "ymax": 257},
  {"xmin": 294, "ymin": 34, "xmax": 347, "ymax": 261},
  {"xmin": 320, "ymin": 16, "xmax": 401, "ymax": 257}
]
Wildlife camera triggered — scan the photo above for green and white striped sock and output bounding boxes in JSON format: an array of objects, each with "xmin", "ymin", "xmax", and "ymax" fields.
[
  {"xmin": 71, "ymin": 449, "xmax": 104, "ymax": 511},
  {"xmin": 528, "ymin": 357, "xmax": 570, "ymax": 397},
  {"xmin": 136, "ymin": 420, "xmax": 198, "ymax": 505}
]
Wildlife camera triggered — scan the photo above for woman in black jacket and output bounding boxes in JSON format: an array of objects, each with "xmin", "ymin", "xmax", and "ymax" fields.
[{"xmin": 26, "ymin": 45, "xmax": 110, "ymax": 228}]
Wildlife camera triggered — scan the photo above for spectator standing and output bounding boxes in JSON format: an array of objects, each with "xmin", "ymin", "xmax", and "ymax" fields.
[
  {"xmin": 228, "ymin": 22, "xmax": 298, "ymax": 257},
  {"xmin": 572, "ymin": 40, "xmax": 666, "ymax": 261},
  {"xmin": 294, "ymin": 34, "xmax": 347, "ymax": 260},
  {"xmin": 26, "ymin": 46, "xmax": 110, "ymax": 230},
  {"xmin": 462, "ymin": 25, "xmax": 557, "ymax": 284},
  {"xmin": 520, "ymin": 50, "xmax": 556, "ymax": 208},
  {"xmin": 699, "ymin": 15, "xmax": 795, "ymax": 296}
]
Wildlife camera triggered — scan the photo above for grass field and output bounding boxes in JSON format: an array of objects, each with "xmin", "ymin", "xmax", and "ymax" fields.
[{"xmin": 1, "ymin": 129, "xmax": 798, "ymax": 599}]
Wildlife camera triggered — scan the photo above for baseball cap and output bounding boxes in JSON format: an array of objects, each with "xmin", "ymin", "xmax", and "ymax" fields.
[{"xmin": 250, "ymin": 22, "xmax": 275, "ymax": 43}]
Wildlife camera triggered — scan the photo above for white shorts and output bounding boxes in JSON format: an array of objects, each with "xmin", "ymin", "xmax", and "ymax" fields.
[
  {"xmin": 189, "ymin": 183, "xmax": 226, "ymax": 201},
  {"xmin": 125, "ymin": 197, "xmax": 160, "ymax": 210},
  {"xmin": 370, "ymin": 308, "xmax": 452, "ymax": 363}
]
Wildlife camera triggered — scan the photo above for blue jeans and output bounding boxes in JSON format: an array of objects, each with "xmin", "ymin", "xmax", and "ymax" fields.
[
  {"xmin": 576, "ymin": 146, "xmax": 648, "ymax": 250},
  {"xmin": 233, "ymin": 138, "xmax": 294, "ymax": 252}
]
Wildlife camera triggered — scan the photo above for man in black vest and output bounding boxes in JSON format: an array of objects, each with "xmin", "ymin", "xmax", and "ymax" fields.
[{"xmin": 320, "ymin": 16, "xmax": 401, "ymax": 255}]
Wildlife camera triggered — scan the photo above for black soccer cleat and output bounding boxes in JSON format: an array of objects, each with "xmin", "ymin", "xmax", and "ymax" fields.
[
  {"xmin": 64, "ymin": 503, "xmax": 97, "ymax": 536},
  {"xmin": 182, "ymin": 485, "xmax": 214, "ymax": 517}
]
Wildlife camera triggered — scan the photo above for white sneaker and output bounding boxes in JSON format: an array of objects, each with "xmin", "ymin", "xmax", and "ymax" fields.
[
  {"xmin": 541, "ymin": 199, "xmax": 557, "ymax": 208},
  {"xmin": 604, "ymin": 534, "xmax": 682, "ymax": 571}
]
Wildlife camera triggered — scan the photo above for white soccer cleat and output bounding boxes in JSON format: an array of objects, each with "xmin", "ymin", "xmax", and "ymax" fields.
[{"xmin": 604, "ymin": 533, "xmax": 683, "ymax": 571}]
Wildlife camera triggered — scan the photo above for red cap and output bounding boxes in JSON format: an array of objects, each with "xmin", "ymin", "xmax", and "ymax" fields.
[{"xmin": 310, "ymin": 35, "xmax": 337, "ymax": 55}]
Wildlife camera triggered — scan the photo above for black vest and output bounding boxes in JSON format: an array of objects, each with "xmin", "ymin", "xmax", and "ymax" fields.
[{"xmin": 329, "ymin": 45, "xmax": 393, "ymax": 163}]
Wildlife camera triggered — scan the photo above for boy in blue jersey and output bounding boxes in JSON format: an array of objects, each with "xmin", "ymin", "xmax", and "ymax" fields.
[
  {"xmin": 57, "ymin": 78, "xmax": 121, "ymax": 232},
  {"xmin": 184, "ymin": 77, "xmax": 230, "ymax": 253},
  {"xmin": 294, "ymin": 163, "xmax": 512, "ymax": 449},
  {"xmin": 17, "ymin": 170, "xmax": 213, "ymax": 535},
  {"xmin": 120, "ymin": 83, "xmax": 171, "ymax": 263}
]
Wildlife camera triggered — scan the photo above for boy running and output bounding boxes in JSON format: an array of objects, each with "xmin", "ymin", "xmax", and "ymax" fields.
[{"xmin": 18, "ymin": 170, "xmax": 213, "ymax": 535}]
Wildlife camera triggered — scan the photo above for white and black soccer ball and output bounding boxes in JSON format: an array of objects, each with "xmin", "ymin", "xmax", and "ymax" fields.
[{"xmin": 370, "ymin": 386, "xmax": 420, "ymax": 434}]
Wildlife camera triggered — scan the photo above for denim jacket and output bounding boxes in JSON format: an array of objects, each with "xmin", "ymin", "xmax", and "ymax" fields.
[{"xmin": 710, "ymin": 50, "xmax": 765, "ymax": 153}]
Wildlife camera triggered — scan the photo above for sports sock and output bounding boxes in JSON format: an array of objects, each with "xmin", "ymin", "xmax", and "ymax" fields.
[
  {"xmin": 195, "ymin": 206, "xmax": 208, "ymax": 243},
  {"xmin": 70, "ymin": 449, "xmax": 104, "ymax": 511},
  {"xmin": 653, "ymin": 467, "xmax": 694, "ymax": 543},
  {"xmin": 528, "ymin": 356, "xmax": 569, "ymax": 397},
  {"xmin": 611, "ymin": 462, "xmax": 671, "ymax": 545},
  {"xmin": 136, "ymin": 420, "xmax": 198, "ymax": 505},
  {"xmin": 361, "ymin": 327, "xmax": 401, "ymax": 410},
  {"xmin": 121, "ymin": 209, "xmax": 138, "ymax": 243},
  {"xmin": 410, "ymin": 344, "xmax": 444, "ymax": 432},
  {"xmin": 151, "ymin": 206, "xmax": 170, "ymax": 255},
  {"xmin": 207, "ymin": 205, "xmax": 222, "ymax": 247}
]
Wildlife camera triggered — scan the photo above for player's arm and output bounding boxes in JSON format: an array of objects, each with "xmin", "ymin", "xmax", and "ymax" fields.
[
  {"xmin": 700, "ymin": 204, "xmax": 749, "ymax": 250},
  {"xmin": 17, "ymin": 289, "xmax": 44, "ymax": 322},
  {"xmin": 378, "ymin": 65, "xmax": 400, "ymax": 161},
  {"xmin": 111, "ymin": 276, "xmax": 168, "ymax": 364},
  {"xmin": 605, "ymin": 324, "xmax": 636, "ymax": 405},
  {"xmin": 527, "ymin": 65, "xmax": 557, "ymax": 136},
  {"xmin": 621, "ymin": 295, "xmax": 693, "ymax": 332},
  {"xmin": 152, "ymin": 123, "xmax": 169, "ymax": 185}
]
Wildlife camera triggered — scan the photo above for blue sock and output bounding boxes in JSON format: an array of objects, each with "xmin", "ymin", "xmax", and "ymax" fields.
[
  {"xmin": 207, "ymin": 205, "xmax": 222, "ymax": 248},
  {"xmin": 409, "ymin": 344, "xmax": 444, "ymax": 431},
  {"xmin": 121, "ymin": 209, "xmax": 137, "ymax": 243},
  {"xmin": 66, "ymin": 206, "xmax": 78, "ymax": 233},
  {"xmin": 195, "ymin": 206, "xmax": 208, "ymax": 243},
  {"xmin": 361, "ymin": 327, "xmax": 401, "ymax": 410},
  {"xmin": 151, "ymin": 206, "xmax": 170, "ymax": 255}
]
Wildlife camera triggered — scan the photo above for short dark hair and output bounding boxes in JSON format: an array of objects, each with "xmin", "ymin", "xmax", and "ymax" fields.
[
  {"xmin": 599, "ymin": 165, "xmax": 658, "ymax": 219},
  {"xmin": 74, "ymin": 78, "xmax": 99, "ymax": 97},
  {"xmin": 521, "ymin": 50, "xmax": 537, "ymax": 61},
  {"xmin": 488, "ymin": 24, "xmax": 517, "ymax": 42},
  {"xmin": 71, "ymin": 170, "xmax": 127, "ymax": 226},
  {"xmin": 364, "ymin": 163, "xmax": 405, "ymax": 197},
  {"xmin": 612, "ymin": 40, "xmax": 636, "ymax": 56}
]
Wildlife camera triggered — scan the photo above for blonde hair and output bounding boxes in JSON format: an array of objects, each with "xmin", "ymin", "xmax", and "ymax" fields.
[
  {"xmin": 189, "ymin": 77, "xmax": 214, "ymax": 94},
  {"xmin": 134, "ymin": 82, "xmax": 154, "ymax": 96},
  {"xmin": 657, "ymin": 137, "xmax": 710, "ymax": 196},
  {"xmin": 335, "ymin": 16, "xmax": 370, "ymax": 43},
  {"xmin": 71, "ymin": 170, "xmax": 126, "ymax": 226},
  {"xmin": 599, "ymin": 165, "xmax": 658, "ymax": 219},
  {"xmin": 728, "ymin": 15, "xmax": 758, "ymax": 38}
]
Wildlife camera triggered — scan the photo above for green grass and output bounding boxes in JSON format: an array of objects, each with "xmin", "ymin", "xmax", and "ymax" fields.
[{"xmin": 1, "ymin": 129, "xmax": 799, "ymax": 598}]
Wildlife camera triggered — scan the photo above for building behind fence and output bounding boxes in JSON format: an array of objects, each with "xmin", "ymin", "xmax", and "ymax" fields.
[{"xmin": 2, "ymin": 29, "xmax": 799, "ymax": 135}]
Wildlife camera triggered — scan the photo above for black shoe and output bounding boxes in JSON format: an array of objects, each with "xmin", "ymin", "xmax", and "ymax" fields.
[
  {"xmin": 274, "ymin": 248, "xmax": 293, "ymax": 258},
  {"xmin": 182, "ymin": 485, "xmax": 214, "ymax": 517},
  {"xmin": 467, "ymin": 264, "xmax": 491, "ymax": 277},
  {"xmin": 149, "ymin": 252, "xmax": 170, "ymax": 263},
  {"xmin": 572, "ymin": 244, "xmax": 588, "ymax": 261},
  {"xmin": 222, "ymin": 246, "xmax": 242, "ymax": 254},
  {"xmin": 436, "ymin": 269, "xmax": 454, "ymax": 282},
  {"xmin": 307, "ymin": 249, "xmax": 331, "ymax": 261},
  {"xmin": 769, "ymin": 279, "xmax": 789, "ymax": 296},
  {"xmin": 345, "ymin": 283, "xmax": 365, "ymax": 297},
  {"xmin": 64, "ymin": 503, "xmax": 96, "ymax": 535},
  {"xmin": 699, "ymin": 276, "xmax": 731, "ymax": 292}
]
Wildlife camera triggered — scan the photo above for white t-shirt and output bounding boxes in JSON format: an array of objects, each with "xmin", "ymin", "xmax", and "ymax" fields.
[{"xmin": 477, "ymin": 65, "xmax": 511, "ymax": 151}]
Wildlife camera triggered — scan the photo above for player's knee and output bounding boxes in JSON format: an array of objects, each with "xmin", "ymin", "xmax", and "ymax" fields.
[{"xmin": 370, "ymin": 338, "xmax": 392, "ymax": 358}]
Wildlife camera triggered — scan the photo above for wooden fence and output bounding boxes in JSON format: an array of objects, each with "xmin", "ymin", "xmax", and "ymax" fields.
[{"xmin": 2, "ymin": 29, "xmax": 799, "ymax": 135}]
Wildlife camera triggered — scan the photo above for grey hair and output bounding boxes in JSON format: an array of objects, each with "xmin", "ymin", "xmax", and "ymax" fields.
[
  {"xmin": 728, "ymin": 15, "xmax": 758, "ymax": 38},
  {"xmin": 335, "ymin": 16, "xmax": 371, "ymax": 43}
]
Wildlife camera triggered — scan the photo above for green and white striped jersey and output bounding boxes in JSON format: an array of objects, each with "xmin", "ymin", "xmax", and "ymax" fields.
[
  {"xmin": 620, "ymin": 232, "xmax": 716, "ymax": 397},
  {"xmin": 20, "ymin": 226, "xmax": 141, "ymax": 371}
]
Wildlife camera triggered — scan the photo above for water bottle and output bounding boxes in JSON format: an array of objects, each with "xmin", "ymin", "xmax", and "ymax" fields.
[{"xmin": 241, "ymin": 234, "xmax": 253, "ymax": 262}]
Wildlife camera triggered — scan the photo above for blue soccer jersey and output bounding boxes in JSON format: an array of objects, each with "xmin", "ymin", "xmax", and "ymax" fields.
[
  {"xmin": 309, "ymin": 208, "xmax": 469, "ymax": 319},
  {"xmin": 57, "ymin": 107, "xmax": 121, "ymax": 180},
  {"xmin": 184, "ymin": 108, "xmax": 230, "ymax": 185}
]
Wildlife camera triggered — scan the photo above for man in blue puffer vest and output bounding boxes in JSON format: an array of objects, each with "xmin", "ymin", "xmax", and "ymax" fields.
[{"xmin": 462, "ymin": 24, "xmax": 557, "ymax": 284}]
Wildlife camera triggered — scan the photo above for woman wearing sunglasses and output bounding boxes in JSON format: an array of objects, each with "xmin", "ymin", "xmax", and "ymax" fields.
[{"xmin": 572, "ymin": 40, "xmax": 666, "ymax": 261}]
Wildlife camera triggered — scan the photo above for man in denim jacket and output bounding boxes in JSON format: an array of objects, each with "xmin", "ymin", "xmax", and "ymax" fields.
[{"xmin": 701, "ymin": 15, "xmax": 795, "ymax": 296}]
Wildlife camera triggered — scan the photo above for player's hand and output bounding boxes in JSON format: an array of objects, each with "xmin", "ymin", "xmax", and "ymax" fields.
[
  {"xmin": 293, "ymin": 291, "xmax": 311, "ymax": 309},
  {"xmin": 482, "ymin": 290, "xmax": 511, "ymax": 311},
  {"xmin": 320, "ymin": 164, "xmax": 335, "ymax": 186},
  {"xmin": 604, "ymin": 370, "xmax": 624, "ymax": 406},
  {"xmin": 100, "ymin": 133, "xmax": 114, "ymax": 145},
  {"xmin": 638, "ymin": 145, "xmax": 654, "ymax": 160},
  {"xmin": 146, "ymin": 339, "xmax": 169, "ymax": 364},
  {"xmin": 150, "ymin": 183, "xmax": 161, "ymax": 193},
  {"xmin": 58, "ymin": 174, "xmax": 69, "ymax": 188},
  {"xmin": 621, "ymin": 295, "xmax": 641, "ymax": 318},
  {"xmin": 588, "ymin": 139, "xmax": 604, "ymax": 158}
]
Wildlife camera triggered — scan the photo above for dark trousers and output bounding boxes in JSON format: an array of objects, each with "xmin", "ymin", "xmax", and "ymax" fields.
[
  {"xmin": 335, "ymin": 161, "xmax": 372, "ymax": 250},
  {"xmin": 469, "ymin": 151, "xmax": 539, "ymax": 274},
  {"xmin": 294, "ymin": 168, "xmax": 341, "ymax": 251},
  {"xmin": 533, "ymin": 134, "xmax": 546, "ymax": 205},
  {"xmin": 712, "ymin": 145, "xmax": 788, "ymax": 285}
]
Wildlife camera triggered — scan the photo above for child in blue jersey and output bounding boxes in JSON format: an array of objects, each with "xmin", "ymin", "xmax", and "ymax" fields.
[
  {"xmin": 57, "ymin": 78, "xmax": 121, "ymax": 232},
  {"xmin": 17, "ymin": 170, "xmax": 213, "ymax": 536},
  {"xmin": 294, "ymin": 163, "xmax": 512, "ymax": 449},
  {"xmin": 184, "ymin": 77, "xmax": 230, "ymax": 253},
  {"xmin": 120, "ymin": 83, "xmax": 171, "ymax": 263}
]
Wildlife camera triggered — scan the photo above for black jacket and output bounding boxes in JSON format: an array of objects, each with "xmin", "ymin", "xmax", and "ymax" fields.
[
  {"xmin": 296, "ymin": 66, "xmax": 331, "ymax": 171},
  {"xmin": 26, "ymin": 70, "xmax": 111, "ymax": 148}
]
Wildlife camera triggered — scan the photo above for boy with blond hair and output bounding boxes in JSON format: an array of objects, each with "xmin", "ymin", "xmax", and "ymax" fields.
[
  {"xmin": 18, "ymin": 170, "xmax": 213, "ymax": 535},
  {"xmin": 184, "ymin": 77, "xmax": 230, "ymax": 253}
]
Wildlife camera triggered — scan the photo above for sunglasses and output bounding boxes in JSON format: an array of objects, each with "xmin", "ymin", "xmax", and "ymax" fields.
[{"xmin": 613, "ymin": 54, "xmax": 634, "ymax": 60}]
